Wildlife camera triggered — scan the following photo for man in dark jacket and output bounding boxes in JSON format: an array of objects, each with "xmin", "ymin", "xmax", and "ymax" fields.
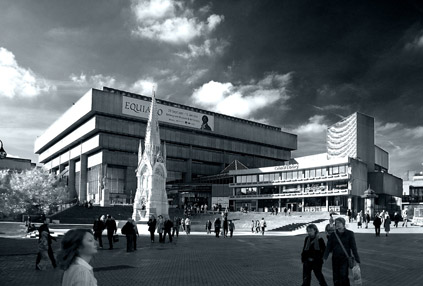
[
  {"xmin": 93, "ymin": 215, "xmax": 105, "ymax": 248},
  {"xmin": 105, "ymin": 215, "xmax": 117, "ymax": 249},
  {"xmin": 323, "ymin": 217, "xmax": 360, "ymax": 286},
  {"xmin": 121, "ymin": 218, "xmax": 136, "ymax": 252},
  {"xmin": 35, "ymin": 218, "xmax": 57, "ymax": 270},
  {"xmin": 214, "ymin": 218, "xmax": 221, "ymax": 238},
  {"xmin": 373, "ymin": 212, "xmax": 382, "ymax": 237},
  {"xmin": 163, "ymin": 217, "xmax": 173, "ymax": 243},
  {"xmin": 147, "ymin": 215, "xmax": 156, "ymax": 242},
  {"xmin": 223, "ymin": 218, "xmax": 229, "ymax": 238}
]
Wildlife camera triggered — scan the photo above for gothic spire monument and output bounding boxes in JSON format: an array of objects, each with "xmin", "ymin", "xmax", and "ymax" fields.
[{"xmin": 132, "ymin": 89, "xmax": 169, "ymax": 222}]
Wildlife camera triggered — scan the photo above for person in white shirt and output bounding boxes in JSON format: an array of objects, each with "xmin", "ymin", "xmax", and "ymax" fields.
[
  {"xmin": 260, "ymin": 218, "xmax": 267, "ymax": 235},
  {"xmin": 58, "ymin": 229, "xmax": 98, "ymax": 286}
]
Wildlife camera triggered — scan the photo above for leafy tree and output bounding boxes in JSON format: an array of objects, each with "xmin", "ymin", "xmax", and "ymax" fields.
[{"xmin": 0, "ymin": 167, "xmax": 69, "ymax": 217}]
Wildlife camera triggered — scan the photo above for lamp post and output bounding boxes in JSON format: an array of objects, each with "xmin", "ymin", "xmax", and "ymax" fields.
[{"xmin": 0, "ymin": 140, "xmax": 7, "ymax": 159}]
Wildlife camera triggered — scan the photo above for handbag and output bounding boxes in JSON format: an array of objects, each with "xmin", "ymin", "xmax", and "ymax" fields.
[
  {"xmin": 334, "ymin": 231, "xmax": 355, "ymax": 269},
  {"xmin": 352, "ymin": 264, "xmax": 362, "ymax": 285},
  {"xmin": 113, "ymin": 234, "xmax": 119, "ymax": 242}
]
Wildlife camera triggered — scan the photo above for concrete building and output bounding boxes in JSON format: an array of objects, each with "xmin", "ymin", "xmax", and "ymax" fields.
[
  {"xmin": 402, "ymin": 171, "xmax": 423, "ymax": 221},
  {"xmin": 34, "ymin": 87, "xmax": 297, "ymax": 205},
  {"xmin": 228, "ymin": 112, "xmax": 403, "ymax": 214}
]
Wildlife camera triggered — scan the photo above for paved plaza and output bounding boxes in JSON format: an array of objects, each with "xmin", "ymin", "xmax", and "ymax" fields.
[{"xmin": 1, "ymin": 226, "xmax": 423, "ymax": 286}]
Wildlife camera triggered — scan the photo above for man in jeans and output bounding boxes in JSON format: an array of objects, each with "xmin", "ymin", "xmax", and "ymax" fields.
[
  {"xmin": 35, "ymin": 218, "xmax": 57, "ymax": 270},
  {"xmin": 323, "ymin": 217, "xmax": 360, "ymax": 286}
]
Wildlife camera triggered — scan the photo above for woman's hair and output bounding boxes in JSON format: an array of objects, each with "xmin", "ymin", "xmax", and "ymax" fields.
[
  {"xmin": 306, "ymin": 223, "xmax": 319, "ymax": 234},
  {"xmin": 335, "ymin": 217, "xmax": 346, "ymax": 226},
  {"xmin": 57, "ymin": 229, "xmax": 93, "ymax": 270}
]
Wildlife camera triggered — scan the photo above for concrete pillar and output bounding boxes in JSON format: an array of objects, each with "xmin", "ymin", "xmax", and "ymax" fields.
[
  {"xmin": 302, "ymin": 197, "xmax": 305, "ymax": 212},
  {"xmin": 68, "ymin": 160, "xmax": 76, "ymax": 200},
  {"xmin": 326, "ymin": 196, "xmax": 329, "ymax": 212},
  {"xmin": 348, "ymin": 197, "xmax": 352, "ymax": 211},
  {"xmin": 185, "ymin": 145, "xmax": 193, "ymax": 182},
  {"xmin": 79, "ymin": 154, "xmax": 88, "ymax": 203},
  {"xmin": 59, "ymin": 164, "xmax": 65, "ymax": 173}
]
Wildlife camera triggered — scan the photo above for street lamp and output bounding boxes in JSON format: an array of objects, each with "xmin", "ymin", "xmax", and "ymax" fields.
[{"xmin": 0, "ymin": 140, "xmax": 7, "ymax": 159}]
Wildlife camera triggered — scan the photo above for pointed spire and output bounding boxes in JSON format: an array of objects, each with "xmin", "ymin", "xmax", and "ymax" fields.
[{"xmin": 144, "ymin": 87, "xmax": 161, "ymax": 166}]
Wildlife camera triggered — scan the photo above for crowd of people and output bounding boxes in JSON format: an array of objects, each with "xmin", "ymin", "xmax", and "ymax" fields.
[{"xmin": 33, "ymin": 207, "xmax": 412, "ymax": 286}]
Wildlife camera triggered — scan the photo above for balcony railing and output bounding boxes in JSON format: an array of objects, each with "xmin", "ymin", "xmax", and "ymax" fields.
[{"xmin": 230, "ymin": 189, "xmax": 349, "ymax": 199}]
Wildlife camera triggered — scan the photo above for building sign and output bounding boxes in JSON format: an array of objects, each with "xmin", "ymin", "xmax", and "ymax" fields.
[
  {"xmin": 274, "ymin": 164, "xmax": 299, "ymax": 171},
  {"xmin": 122, "ymin": 96, "xmax": 214, "ymax": 131}
]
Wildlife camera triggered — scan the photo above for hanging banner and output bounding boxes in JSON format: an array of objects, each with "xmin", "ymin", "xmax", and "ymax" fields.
[{"xmin": 122, "ymin": 96, "xmax": 214, "ymax": 131}]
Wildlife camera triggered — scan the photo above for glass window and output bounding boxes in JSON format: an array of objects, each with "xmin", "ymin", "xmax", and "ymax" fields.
[
  {"xmin": 269, "ymin": 173, "xmax": 275, "ymax": 181},
  {"xmin": 328, "ymin": 167, "xmax": 332, "ymax": 175},
  {"xmin": 236, "ymin": 176, "xmax": 242, "ymax": 183},
  {"xmin": 305, "ymin": 169, "xmax": 310, "ymax": 178},
  {"xmin": 251, "ymin": 175, "xmax": 257, "ymax": 182},
  {"xmin": 339, "ymin": 165, "xmax": 346, "ymax": 174},
  {"xmin": 259, "ymin": 174, "xmax": 264, "ymax": 182},
  {"xmin": 263, "ymin": 174, "xmax": 270, "ymax": 182},
  {"xmin": 293, "ymin": 171, "xmax": 298, "ymax": 179},
  {"xmin": 287, "ymin": 172, "xmax": 293, "ymax": 180},
  {"xmin": 316, "ymin": 168, "xmax": 321, "ymax": 177},
  {"xmin": 246, "ymin": 176, "xmax": 252, "ymax": 183},
  {"xmin": 333, "ymin": 166, "xmax": 339, "ymax": 174},
  {"xmin": 241, "ymin": 176, "xmax": 247, "ymax": 183},
  {"xmin": 310, "ymin": 169, "xmax": 315, "ymax": 178},
  {"xmin": 321, "ymin": 168, "xmax": 326, "ymax": 176},
  {"xmin": 282, "ymin": 172, "xmax": 287, "ymax": 180}
]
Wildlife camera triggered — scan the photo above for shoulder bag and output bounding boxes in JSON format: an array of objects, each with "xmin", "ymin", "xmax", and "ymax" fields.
[{"xmin": 334, "ymin": 231, "xmax": 355, "ymax": 269}]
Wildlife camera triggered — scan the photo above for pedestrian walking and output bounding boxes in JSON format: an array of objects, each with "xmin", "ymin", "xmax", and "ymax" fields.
[
  {"xmin": 147, "ymin": 215, "xmax": 156, "ymax": 243},
  {"xmin": 255, "ymin": 220, "xmax": 260, "ymax": 233},
  {"xmin": 58, "ymin": 229, "xmax": 98, "ymax": 286},
  {"xmin": 35, "ymin": 219, "xmax": 57, "ymax": 270},
  {"xmin": 394, "ymin": 211, "xmax": 401, "ymax": 228},
  {"xmin": 329, "ymin": 213, "xmax": 335, "ymax": 227},
  {"xmin": 181, "ymin": 217, "xmax": 185, "ymax": 232},
  {"xmin": 284, "ymin": 207, "xmax": 288, "ymax": 216},
  {"xmin": 121, "ymin": 218, "xmax": 136, "ymax": 252},
  {"xmin": 275, "ymin": 207, "xmax": 279, "ymax": 215},
  {"xmin": 251, "ymin": 220, "xmax": 255, "ymax": 233},
  {"xmin": 301, "ymin": 224, "xmax": 328, "ymax": 286},
  {"xmin": 92, "ymin": 215, "xmax": 105, "ymax": 248},
  {"xmin": 185, "ymin": 217, "xmax": 191, "ymax": 234},
  {"xmin": 288, "ymin": 207, "xmax": 291, "ymax": 216},
  {"xmin": 347, "ymin": 209, "xmax": 352, "ymax": 223},
  {"xmin": 163, "ymin": 217, "xmax": 173, "ymax": 243},
  {"xmin": 172, "ymin": 216, "xmax": 180, "ymax": 237},
  {"xmin": 357, "ymin": 211, "xmax": 363, "ymax": 229},
  {"xmin": 365, "ymin": 211, "xmax": 370, "ymax": 229},
  {"xmin": 373, "ymin": 212, "xmax": 382, "ymax": 237},
  {"xmin": 105, "ymin": 215, "xmax": 117, "ymax": 250},
  {"xmin": 402, "ymin": 209, "xmax": 408, "ymax": 227},
  {"xmin": 214, "ymin": 218, "xmax": 221, "ymax": 238},
  {"xmin": 206, "ymin": 219, "xmax": 212, "ymax": 234},
  {"xmin": 260, "ymin": 218, "xmax": 267, "ymax": 235},
  {"xmin": 323, "ymin": 217, "xmax": 361, "ymax": 286},
  {"xmin": 384, "ymin": 214, "xmax": 391, "ymax": 236},
  {"xmin": 132, "ymin": 219, "xmax": 139, "ymax": 250},
  {"xmin": 229, "ymin": 220, "xmax": 235, "ymax": 237},
  {"xmin": 156, "ymin": 215, "xmax": 164, "ymax": 242},
  {"xmin": 223, "ymin": 218, "xmax": 229, "ymax": 238}
]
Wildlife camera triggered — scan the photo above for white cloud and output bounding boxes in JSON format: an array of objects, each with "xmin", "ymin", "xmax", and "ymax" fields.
[
  {"xmin": 130, "ymin": 78, "xmax": 157, "ymax": 95},
  {"xmin": 131, "ymin": 0, "xmax": 224, "ymax": 45},
  {"xmin": 405, "ymin": 31, "xmax": 423, "ymax": 50},
  {"xmin": 185, "ymin": 69, "xmax": 208, "ymax": 85},
  {"xmin": 0, "ymin": 47, "xmax": 54, "ymax": 98},
  {"xmin": 69, "ymin": 73, "xmax": 117, "ymax": 88},
  {"xmin": 405, "ymin": 126, "xmax": 423, "ymax": 138},
  {"xmin": 176, "ymin": 38, "xmax": 229, "ymax": 59},
  {"xmin": 191, "ymin": 72, "xmax": 293, "ymax": 118},
  {"xmin": 294, "ymin": 115, "xmax": 327, "ymax": 134}
]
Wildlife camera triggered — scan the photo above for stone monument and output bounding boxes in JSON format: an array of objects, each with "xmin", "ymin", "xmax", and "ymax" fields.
[{"xmin": 132, "ymin": 90, "xmax": 169, "ymax": 222}]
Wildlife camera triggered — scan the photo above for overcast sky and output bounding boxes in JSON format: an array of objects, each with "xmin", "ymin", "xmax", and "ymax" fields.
[{"xmin": 1, "ymin": 0, "xmax": 422, "ymax": 178}]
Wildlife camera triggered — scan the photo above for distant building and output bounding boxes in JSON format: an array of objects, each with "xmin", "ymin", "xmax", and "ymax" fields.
[
  {"xmin": 0, "ymin": 157, "xmax": 36, "ymax": 171},
  {"xmin": 402, "ymin": 171, "xmax": 423, "ymax": 219},
  {"xmin": 34, "ymin": 87, "xmax": 297, "ymax": 205},
  {"xmin": 229, "ymin": 112, "xmax": 403, "ymax": 214}
]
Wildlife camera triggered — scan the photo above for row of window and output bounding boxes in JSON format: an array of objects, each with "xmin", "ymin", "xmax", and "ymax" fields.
[{"xmin": 236, "ymin": 165, "xmax": 348, "ymax": 184}]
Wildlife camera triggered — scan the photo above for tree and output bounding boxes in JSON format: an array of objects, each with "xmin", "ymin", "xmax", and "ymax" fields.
[{"xmin": 0, "ymin": 167, "xmax": 69, "ymax": 217}]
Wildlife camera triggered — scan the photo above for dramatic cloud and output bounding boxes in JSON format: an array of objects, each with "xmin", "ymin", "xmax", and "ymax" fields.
[
  {"xmin": 176, "ymin": 38, "xmax": 229, "ymax": 59},
  {"xmin": 294, "ymin": 115, "xmax": 327, "ymax": 134},
  {"xmin": 130, "ymin": 78, "xmax": 157, "ymax": 95},
  {"xmin": 70, "ymin": 73, "xmax": 118, "ymax": 89},
  {"xmin": 0, "ymin": 47, "xmax": 54, "ymax": 98},
  {"xmin": 192, "ymin": 72, "xmax": 292, "ymax": 118},
  {"xmin": 131, "ymin": 0, "xmax": 224, "ymax": 45}
]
